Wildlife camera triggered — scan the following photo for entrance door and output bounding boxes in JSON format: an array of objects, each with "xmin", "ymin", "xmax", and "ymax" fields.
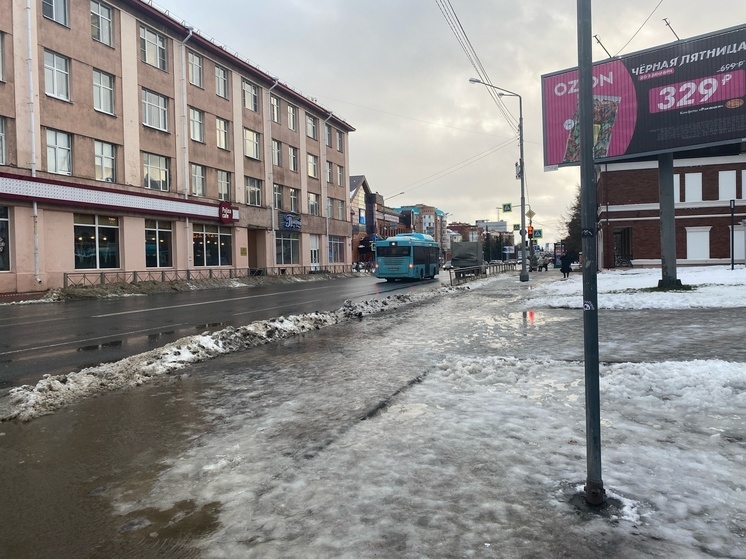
[
  {"xmin": 613, "ymin": 228, "xmax": 633, "ymax": 267},
  {"xmin": 310, "ymin": 234, "xmax": 320, "ymax": 270}
]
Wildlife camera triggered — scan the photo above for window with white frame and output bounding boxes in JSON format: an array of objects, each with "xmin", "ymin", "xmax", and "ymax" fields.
[
  {"xmin": 273, "ymin": 184, "xmax": 283, "ymax": 209},
  {"xmin": 0, "ymin": 205, "xmax": 8, "ymax": 271},
  {"xmin": 685, "ymin": 226, "xmax": 711, "ymax": 260},
  {"xmin": 143, "ymin": 152, "xmax": 169, "ymax": 191},
  {"xmin": 189, "ymin": 107, "xmax": 204, "ymax": 142},
  {"xmin": 328, "ymin": 235, "xmax": 345, "ymax": 263},
  {"xmin": 74, "ymin": 214, "xmax": 119, "ymax": 269},
  {"xmin": 44, "ymin": 50, "xmax": 69, "ymax": 100},
  {"xmin": 336, "ymin": 129, "xmax": 344, "ymax": 152},
  {"xmin": 288, "ymin": 105, "xmax": 297, "ymax": 131},
  {"xmin": 218, "ymin": 170, "xmax": 231, "ymax": 201},
  {"xmin": 42, "ymin": 0, "xmax": 68, "ymax": 26},
  {"xmin": 0, "ymin": 118, "xmax": 5, "ymax": 166},
  {"xmin": 719, "ymin": 170, "xmax": 737, "ymax": 201},
  {"xmin": 46, "ymin": 129, "xmax": 71, "ymax": 175},
  {"xmin": 216, "ymin": 118, "xmax": 229, "ymax": 149},
  {"xmin": 337, "ymin": 165, "xmax": 345, "ymax": 186},
  {"xmin": 272, "ymin": 140, "xmax": 281, "ymax": 166},
  {"xmin": 290, "ymin": 188, "xmax": 299, "ymax": 212},
  {"xmin": 243, "ymin": 80, "xmax": 259, "ymax": 112},
  {"xmin": 684, "ymin": 173, "xmax": 703, "ymax": 202},
  {"xmin": 308, "ymin": 192, "xmax": 319, "ymax": 216},
  {"xmin": 246, "ymin": 177, "xmax": 262, "ymax": 206},
  {"xmin": 307, "ymin": 153, "xmax": 318, "ymax": 178},
  {"xmin": 306, "ymin": 114, "xmax": 318, "ymax": 139},
  {"xmin": 93, "ymin": 69, "xmax": 114, "ymax": 114},
  {"xmin": 215, "ymin": 65, "xmax": 228, "ymax": 98},
  {"xmin": 94, "ymin": 140, "xmax": 115, "ymax": 182},
  {"xmin": 336, "ymin": 199, "xmax": 345, "ymax": 220},
  {"xmin": 276, "ymin": 232, "xmax": 300, "ymax": 265},
  {"xmin": 90, "ymin": 1, "xmax": 113, "ymax": 46},
  {"xmin": 191, "ymin": 163, "xmax": 205, "ymax": 196},
  {"xmin": 244, "ymin": 128, "xmax": 260, "ymax": 159},
  {"xmin": 140, "ymin": 26, "xmax": 167, "ymax": 70},
  {"xmin": 289, "ymin": 146, "xmax": 298, "ymax": 171},
  {"xmin": 188, "ymin": 51, "xmax": 203, "ymax": 87},
  {"xmin": 325, "ymin": 124, "xmax": 332, "ymax": 147},
  {"xmin": 193, "ymin": 224, "xmax": 232, "ymax": 267},
  {"xmin": 145, "ymin": 220, "xmax": 172, "ymax": 268},
  {"xmin": 270, "ymin": 95, "xmax": 280, "ymax": 123},
  {"xmin": 326, "ymin": 160, "xmax": 333, "ymax": 183},
  {"xmin": 327, "ymin": 197, "xmax": 333, "ymax": 217},
  {"xmin": 142, "ymin": 89, "xmax": 168, "ymax": 131}
]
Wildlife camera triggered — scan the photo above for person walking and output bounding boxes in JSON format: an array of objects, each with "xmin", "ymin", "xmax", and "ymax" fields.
[{"xmin": 560, "ymin": 253, "xmax": 572, "ymax": 279}]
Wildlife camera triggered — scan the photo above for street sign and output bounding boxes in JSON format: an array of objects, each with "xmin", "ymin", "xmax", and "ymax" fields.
[
  {"xmin": 526, "ymin": 209, "xmax": 536, "ymax": 219},
  {"xmin": 533, "ymin": 229, "xmax": 543, "ymax": 239},
  {"xmin": 513, "ymin": 224, "xmax": 520, "ymax": 231},
  {"xmin": 502, "ymin": 203, "xmax": 512, "ymax": 212}
]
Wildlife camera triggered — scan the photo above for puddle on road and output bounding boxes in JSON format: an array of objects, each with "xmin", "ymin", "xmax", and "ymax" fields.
[{"xmin": 77, "ymin": 340, "xmax": 124, "ymax": 352}]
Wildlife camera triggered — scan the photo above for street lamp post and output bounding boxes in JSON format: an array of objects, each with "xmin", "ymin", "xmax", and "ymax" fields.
[{"xmin": 469, "ymin": 78, "xmax": 529, "ymax": 281}]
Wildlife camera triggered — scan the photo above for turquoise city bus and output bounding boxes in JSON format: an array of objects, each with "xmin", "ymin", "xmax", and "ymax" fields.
[{"xmin": 373, "ymin": 233, "xmax": 440, "ymax": 281}]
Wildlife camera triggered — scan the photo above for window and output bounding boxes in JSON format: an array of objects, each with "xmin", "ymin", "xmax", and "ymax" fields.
[
  {"xmin": 0, "ymin": 206, "xmax": 8, "ymax": 271},
  {"xmin": 327, "ymin": 197, "xmax": 333, "ymax": 218},
  {"xmin": 94, "ymin": 140, "xmax": 115, "ymax": 182},
  {"xmin": 289, "ymin": 146, "xmax": 298, "ymax": 171},
  {"xmin": 142, "ymin": 89, "xmax": 168, "ymax": 131},
  {"xmin": 306, "ymin": 114, "xmax": 318, "ymax": 139},
  {"xmin": 42, "ymin": 0, "xmax": 68, "ymax": 26},
  {"xmin": 246, "ymin": 177, "xmax": 262, "ymax": 206},
  {"xmin": 91, "ymin": 1, "xmax": 113, "ymax": 46},
  {"xmin": 189, "ymin": 108, "xmax": 204, "ymax": 142},
  {"xmin": 145, "ymin": 220, "xmax": 172, "ymax": 268},
  {"xmin": 326, "ymin": 160, "xmax": 333, "ymax": 183},
  {"xmin": 270, "ymin": 95, "xmax": 280, "ymax": 123},
  {"xmin": 191, "ymin": 164, "xmax": 205, "ymax": 196},
  {"xmin": 243, "ymin": 80, "xmax": 259, "ymax": 112},
  {"xmin": 685, "ymin": 226, "xmax": 711, "ymax": 260},
  {"xmin": 0, "ymin": 118, "xmax": 5, "ymax": 165},
  {"xmin": 272, "ymin": 140, "xmax": 281, "ymax": 166},
  {"xmin": 308, "ymin": 192, "xmax": 319, "ymax": 216},
  {"xmin": 143, "ymin": 152, "xmax": 169, "ymax": 191},
  {"xmin": 244, "ymin": 128, "xmax": 260, "ymax": 159},
  {"xmin": 684, "ymin": 173, "xmax": 702, "ymax": 202},
  {"xmin": 193, "ymin": 224, "xmax": 232, "ymax": 266},
  {"xmin": 93, "ymin": 69, "xmax": 114, "ymax": 114},
  {"xmin": 140, "ymin": 26, "xmax": 167, "ymax": 70},
  {"xmin": 307, "ymin": 153, "xmax": 318, "ymax": 178},
  {"xmin": 290, "ymin": 188, "xmax": 299, "ymax": 212},
  {"xmin": 336, "ymin": 199, "xmax": 345, "ymax": 220},
  {"xmin": 74, "ymin": 214, "xmax": 119, "ymax": 269},
  {"xmin": 329, "ymin": 236, "xmax": 345, "ymax": 263},
  {"xmin": 0, "ymin": 33, "xmax": 4, "ymax": 81},
  {"xmin": 44, "ymin": 50, "xmax": 69, "ymax": 100},
  {"xmin": 216, "ymin": 118, "xmax": 229, "ymax": 149},
  {"xmin": 288, "ymin": 105, "xmax": 297, "ymax": 131},
  {"xmin": 46, "ymin": 129, "xmax": 71, "ymax": 175},
  {"xmin": 273, "ymin": 184, "xmax": 283, "ymax": 209},
  {"xmin": 325, "ymin": 124, "xmax": 332, "ymax": 147},
  {"xmin": 336, "ymin": 130, "xmax": 344, "ymax": 152},
  {"xmin": 337, "ymin": 165, "xmax": 345, "ymax": 186},
  {"xmin": 719, "ymin": 171, "xmax": 737, "ymax": 201},
  {"xmin": 276, "ymin": 232, "xmax": 300, "ymax": 265},
  {"xmin": 188, "ymin": 52, "xmax": 203, "ymax": 87},
  {"xmin": 215, "ymin": 65, "xmax": 228, "ymax": 98},
  {"xmin": 218, "ymin": 170, "xmax": 231, "ymax": 201}
]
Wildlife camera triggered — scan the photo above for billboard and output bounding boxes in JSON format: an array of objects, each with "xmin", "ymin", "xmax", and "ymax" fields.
[{"xmin": 542, "ymin": 25, "xmax": 746, "ymax": 169}]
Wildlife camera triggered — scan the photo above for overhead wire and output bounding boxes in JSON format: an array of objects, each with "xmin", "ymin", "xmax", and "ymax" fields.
[{"xmin": 613, "ymin": 0, "xmax": 666, "ymax": 56}]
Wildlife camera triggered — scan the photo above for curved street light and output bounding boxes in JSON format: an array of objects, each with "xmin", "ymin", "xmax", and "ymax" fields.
[{"xmin": 469, "ymin": 77, "xmax": 529, "ymax": 282}]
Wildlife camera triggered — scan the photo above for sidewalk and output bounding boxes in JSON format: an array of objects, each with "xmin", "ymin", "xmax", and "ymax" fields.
[{"xmin": 0, "ymin": 290, "xmax": 48, "ymax": 303}]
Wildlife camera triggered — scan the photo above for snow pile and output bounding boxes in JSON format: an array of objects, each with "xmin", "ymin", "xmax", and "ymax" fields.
[{"xmin": 2, "ymin": 286, "xmax": 465, "ymax": 422}]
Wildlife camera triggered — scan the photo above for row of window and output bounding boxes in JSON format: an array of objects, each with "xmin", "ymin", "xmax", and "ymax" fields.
[
  {"xmin": 674, "ymin": 171, "xmax": 745, "ymax": 203},
  {"xmin": 43, "ymin": 1, "xmax": 114, "ymax": 46}
]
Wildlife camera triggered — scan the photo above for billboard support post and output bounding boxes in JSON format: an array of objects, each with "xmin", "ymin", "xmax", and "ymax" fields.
[
  {"xmin": 578, "ymin": 0, "xmax": 605, "ymax": 507},
  {"xmin": 658, "ymin": 153, "xmax": 681, "ymax": 288}
]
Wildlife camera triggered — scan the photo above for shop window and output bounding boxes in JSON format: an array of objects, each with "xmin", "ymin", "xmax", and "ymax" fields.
[
  {"xmin": 74, "ymin": 214, "xmax": 119, "ymax": 269},
  {"xmin": 145, "ymin": 220, "xmax": 172, "ymax": 268},
  {"xmin": 193, "ymin": 224, "xmax": 232, "ymax": 266}
]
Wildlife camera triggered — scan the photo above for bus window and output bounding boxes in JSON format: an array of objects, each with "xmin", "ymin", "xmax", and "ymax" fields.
[{"xmin": 377, "ymin": 246, "xmax": 411, "ymax": 257}]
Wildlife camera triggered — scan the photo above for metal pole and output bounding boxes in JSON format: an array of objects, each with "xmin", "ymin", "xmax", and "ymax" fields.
[
  {"xmin": 518, "ymin": 96, "xmax": 529, "ymax": 282},
  {"xmin": 577, "ymin": 0, "xmax": 605, "ymax": 506},
  {"xmin": 731, "ymin": 200, "xmax": 736, "ymax": 270}
]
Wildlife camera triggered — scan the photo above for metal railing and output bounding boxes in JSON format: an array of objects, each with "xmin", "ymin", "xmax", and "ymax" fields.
[
  {"xmin": 63, "ymin": 265, "xmax": 361, "ymax": 288},
  {"xmin": 449, "ymin": 261, "xmax": 517, "ymax": 286}
]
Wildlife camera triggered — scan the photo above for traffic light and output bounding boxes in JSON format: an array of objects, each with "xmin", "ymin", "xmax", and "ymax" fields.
[{"xmin": 527, "ymin": 225, "xmax": 534, "ymax": 238}]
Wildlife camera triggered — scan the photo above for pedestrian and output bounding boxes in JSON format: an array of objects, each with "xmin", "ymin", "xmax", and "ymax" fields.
[
  {"xmin": 542, "ymin": 255, "xmax": 550, "ymax": 272},
  {"xmin": 560, "ymin": 253, "xmax": 571, "ymax": 279}
]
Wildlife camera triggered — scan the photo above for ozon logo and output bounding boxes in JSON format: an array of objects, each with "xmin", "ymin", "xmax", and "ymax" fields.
[{"xmin": 554, "ymin": 72, "xmax": 614, "ymax": 96}]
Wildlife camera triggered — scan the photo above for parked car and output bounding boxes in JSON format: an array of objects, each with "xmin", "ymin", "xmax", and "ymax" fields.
[{"xmin": 443, "ymin": 261, "xmax": 453, "ymax": 270}]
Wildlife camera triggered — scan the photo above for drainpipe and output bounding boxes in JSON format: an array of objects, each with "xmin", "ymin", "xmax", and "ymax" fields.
[
  {"xmin": 26, "ymin": 0, "xmax": 41, "ymax": 284},
  {"xmin": 322, "ymin": 112, "xmax": 333, "ymax": 267},
  {"xmin": 181, "ymin": 27, "xmax": 193, "ymax": 270},
  {"xmin": 268, "ymin": 79, "xmax": 279, "ymax": 270}
]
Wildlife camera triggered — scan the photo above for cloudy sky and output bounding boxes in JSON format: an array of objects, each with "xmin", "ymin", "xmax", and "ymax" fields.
[{"xmin": 151, "ymin": 0, "xmax": 744, "ymax": 242}]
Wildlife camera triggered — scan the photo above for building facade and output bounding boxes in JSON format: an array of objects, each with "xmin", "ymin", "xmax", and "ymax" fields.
[
  {"xmin": 0, "ymin": 0, "xmax": 354, "ymax": 294},
  {"xmin": 597, "ymin": 155, "xmax": 746, "ymax": 268}
]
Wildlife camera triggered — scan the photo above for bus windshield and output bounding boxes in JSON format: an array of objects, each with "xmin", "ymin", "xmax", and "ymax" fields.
[{"xmin": 377, "ymin": 245, "xmax": 411, "ymax": 257}]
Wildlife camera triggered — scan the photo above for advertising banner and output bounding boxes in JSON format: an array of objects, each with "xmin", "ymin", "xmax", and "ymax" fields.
[{"xmin": 542, "ymin": 25, "xmax": 746, "ymax": 168}]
